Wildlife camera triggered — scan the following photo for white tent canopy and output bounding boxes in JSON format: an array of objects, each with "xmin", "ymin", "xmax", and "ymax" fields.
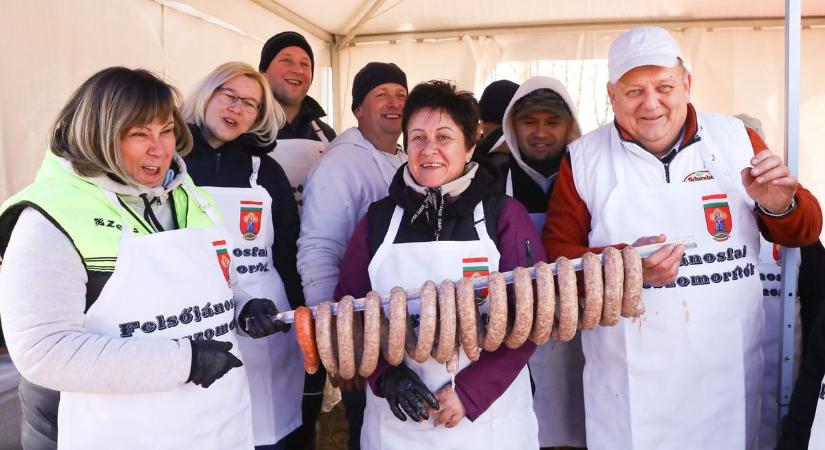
[{"xmin": 2, "ymin": 0, "xmax": 824, "ymax": 215}]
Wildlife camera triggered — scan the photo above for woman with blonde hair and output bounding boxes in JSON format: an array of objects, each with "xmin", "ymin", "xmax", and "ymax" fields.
[
  {"xmin": 183, "ymin": 61, "xmax": 303, "ymax": 450},
  {"xmin": 0, "ymin": 66, "xmax": 288, "ymax": 449}
]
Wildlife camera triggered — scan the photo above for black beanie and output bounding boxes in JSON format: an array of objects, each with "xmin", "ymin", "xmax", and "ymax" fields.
[
  {"xmin": 259, "ymin": 31, "xmax": 315, "ymax": 77},
  {"xmin": 479, "ymin": 79, "xmax": 519, "ymax": 124},
  {"xmin": 351, "ymin": 62, "xmax": 408, "ymax": 112}
]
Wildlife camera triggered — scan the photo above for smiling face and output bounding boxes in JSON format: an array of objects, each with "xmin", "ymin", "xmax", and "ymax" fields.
[
  {"xmin": 354, "ymin": 82, "xmax": 407, "ymax": 141},
  {"xmin": 607, "ymin": 62, "xmax": 691, "ymax": 155},
  {"xmin": 264, "ymin": 46, "xmax": 312, "ymax": 108},
  {"xmin": 513, "ymin": 110, "xmax": 573, "ymax": 163},
  {"xmin": 120, "ymin": 115, "xmax": 176, "ymax": 187},
  {"xmin": 406, "ymin": 108, "xmax": 472, "ymax": 188},
  {"xmin": 203, "ymin": 75, "xmax": 262, "ymax": 149}
]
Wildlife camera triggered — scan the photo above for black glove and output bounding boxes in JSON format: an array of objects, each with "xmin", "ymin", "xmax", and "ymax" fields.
[
  {"xmin": 239, "ymin": 298, "xmax": 291, "ymax": 338},
  {"xmin": 378, "ymin": 365, "xmax": 439, "ymax": 422},
  {"xmin": 187, "ymin": 339, "xmax": 243, "ymax": 388}
]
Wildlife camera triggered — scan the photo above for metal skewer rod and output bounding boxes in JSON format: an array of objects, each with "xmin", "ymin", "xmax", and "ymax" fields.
[{"xmin": 273, "ymin": 236, "xmax": 697, "ymax": 323}]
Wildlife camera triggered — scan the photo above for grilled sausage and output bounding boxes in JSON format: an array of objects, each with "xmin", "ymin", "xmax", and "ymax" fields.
[
  {"xmin": 600, "ymin": 247, "xmax": 623, "ymax": 326},
  {"xmin": 580, "ymin": 252, "xmax": 604, "ymax": 330},
  {"xmin": 457, "ymin": 277, "xmax": 481, "ymax": 361},
  {"xmin": 554, "ymin": 257, "xmax": 578, "ymax": 342},
  {"xmin": 621, "ymin": 246, "xmax": 644, "ymax": 318},
  {"xmin": 505, "ymin": 267, "xmax": 533, "ymax": 348},
  {"xmin": 315, "ymin": 301, "xmax": 338, "ymax": 376},
  {"xmin": 336, "ymin": 296, "xmax": 356, "ymax": 379},
  {"xmin": 481, "ymin": 272, "xmax": 507, "ymax": 352},
  {"xmin": 385, "ymin": 287, "xmax": 408, "ymax": 366},
  {"xmin": 294, "ymin": 306, "xmax": 320, "ymax": 374},
  {"xmin": 408, "ymin": 281, "xmax": 437, "ymax": 363},
  {"xmin": 359, "ymin": 291, "xmax": 381, "ymax": 377},
  {"xmin": 530, "ymin": 261, "xmax": 555, "ymax": 345},
  {"xmin": 432, "ymin": 280, "xmax": 457, "ymax": 364}
]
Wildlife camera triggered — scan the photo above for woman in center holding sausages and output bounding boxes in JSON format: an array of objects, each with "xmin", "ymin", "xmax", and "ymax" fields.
[{"xmin": 335, "ymin": 80, "xmax": 541, "ymax": 449}]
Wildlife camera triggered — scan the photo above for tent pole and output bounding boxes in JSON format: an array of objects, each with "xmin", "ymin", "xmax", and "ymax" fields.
[
  {"xmin": 330, "ymin": 39, "xmax": 343, "ymax": 134},
  {"xmin": 337, "ymin": 0, "xmax": 389, "ymax": 49},
  {"xmin": 778, "ymin": 0, "xmax": 801, "ymax": 423},
  {"xmin": 248, "ymin": 0, "xmax": 333, "ymax": 43}
]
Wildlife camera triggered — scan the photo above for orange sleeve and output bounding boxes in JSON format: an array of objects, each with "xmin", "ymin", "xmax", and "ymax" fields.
[
  {"xmin": 746, "ymin": 127, "xmax": 823, "ymax": 246},
  {"xmin": 542, "ymin": 155, "xmax": 621, "ymax": 260}
]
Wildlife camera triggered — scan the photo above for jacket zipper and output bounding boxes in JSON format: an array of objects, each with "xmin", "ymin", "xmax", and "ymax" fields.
[
  {"xmin": 215, "ymin": 152, "xmax": 221, "ymax": 179},
  {"xmin": 658, "ymin": 134, "xmax": 702, "ymax": 184}
]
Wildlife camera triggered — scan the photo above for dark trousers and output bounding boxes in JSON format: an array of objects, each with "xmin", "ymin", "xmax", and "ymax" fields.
[
  {"xmin": 341, "ymin": 389, "xmax": 366, "ymax": 450},
  {"xmin": 283, "ymin": 368, "xmax": 326, "ymax": 450}
]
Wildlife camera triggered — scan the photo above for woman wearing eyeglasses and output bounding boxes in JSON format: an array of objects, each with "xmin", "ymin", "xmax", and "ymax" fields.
[{"xmin": 183, "ymin": 62, "xmax": 304, "ymax": 450}]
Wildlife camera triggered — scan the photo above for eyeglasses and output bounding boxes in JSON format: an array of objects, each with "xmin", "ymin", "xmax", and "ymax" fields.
[{"xmin": 215, "ymin": 88, "xmax": 260, "ymax": 115}]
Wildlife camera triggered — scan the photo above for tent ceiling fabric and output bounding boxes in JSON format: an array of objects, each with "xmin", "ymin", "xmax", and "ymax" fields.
[{"xmin": 272, "ymin": 0, "xmax": 825, "ymax": 38}]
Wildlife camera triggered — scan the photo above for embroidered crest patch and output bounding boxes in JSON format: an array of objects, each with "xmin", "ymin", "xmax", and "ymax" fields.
[
  {"xmin": 702, "ymin": 194, "xmax": 733, "ymax": 242},
  {"xmin": 239, "ymin": 200, "xmax": 263, "ymax": 241},
  {"xmin": 212, "ymin": 240, "xmax": 232, "ymax": 286}
]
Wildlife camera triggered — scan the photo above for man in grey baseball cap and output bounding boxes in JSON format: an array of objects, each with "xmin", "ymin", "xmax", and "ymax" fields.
[{"xmin": 544, "ymin": 25, "xmax": 821, "ymax": 450}]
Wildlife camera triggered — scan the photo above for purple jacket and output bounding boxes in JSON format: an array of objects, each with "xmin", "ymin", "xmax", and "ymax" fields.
[{"xmin": 334, "ymin": 172, "xmax": 544, "ymax": 421}]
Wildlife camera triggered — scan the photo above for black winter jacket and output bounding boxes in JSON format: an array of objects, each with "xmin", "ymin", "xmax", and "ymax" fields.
[
  {"xmin": 276, "ymin": 96, "xmax": 336, "ymax": 142},
  {"xmin": 184, "ymin": 124, "xmax": 305, "ymax": 309}
]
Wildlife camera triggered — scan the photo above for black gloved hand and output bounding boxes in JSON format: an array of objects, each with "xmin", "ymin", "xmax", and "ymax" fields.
[
  {"xmin": 378, "ymin": 365, "xmax": 439, "ymax": 422},
  {"xmin": 238, "ymin": 298, "xmax": 291, "ymax": 338},
  {"xmin": 187, "ymin": 339, "xmax": 243, "ymax": 388}
]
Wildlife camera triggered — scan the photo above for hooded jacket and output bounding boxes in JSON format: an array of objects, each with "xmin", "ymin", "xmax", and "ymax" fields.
[
  {"xmin": 297, "ymin": 127, "xmax": 407, "ymax": 306},
  {"xmin": 497, "ymin": 76, "xmax": 581, "ymax": 214}
]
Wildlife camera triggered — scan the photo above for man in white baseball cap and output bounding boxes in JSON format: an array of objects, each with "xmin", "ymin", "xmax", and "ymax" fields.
[{"xmin": 542, "ymin": 26, "xmax": 822, "ymax": 449}]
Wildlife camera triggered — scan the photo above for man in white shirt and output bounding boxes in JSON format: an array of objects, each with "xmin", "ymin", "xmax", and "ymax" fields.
[{"xmin": 297, "ymin": 61, "xmax": 408, "ymax": 450}]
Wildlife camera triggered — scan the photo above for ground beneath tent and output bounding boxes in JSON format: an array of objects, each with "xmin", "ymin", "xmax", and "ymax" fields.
[{"xmin": 317, "ymin": 401, "xmax": 348, "ymax": 449}]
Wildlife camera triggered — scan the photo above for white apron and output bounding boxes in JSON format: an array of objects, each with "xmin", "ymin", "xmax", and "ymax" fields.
[
  {"xmin": 57, "ymin": 183, "xmax": 253, "ymax": 450},
  {"xmin": 757, "ymin": 238, "xmax": 801, "ymax": 450},
  {"xmin": 269, "ymin": 121, "xmax": 329, "ymax": 210},
  {"xmin": 506, "ymin": 169, "xmax": 587, "ymax": 447},
  {"xmin": 362, "ymin": 203, "xmax": 538, "ymax": 450},
  {"xmin": 583, "ymin": 141, "xmax": 763, "ymax": 449},
  {"xmin": 204, "ymin": 156, "xmax": 304, "ymax": 445}
]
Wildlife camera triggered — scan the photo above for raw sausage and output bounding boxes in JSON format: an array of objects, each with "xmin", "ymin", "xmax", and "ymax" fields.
[
  {"xmin": 336, "ymin": 296, "xmax": 356, "ymax": 379},
  {"xmin": 359, "ymin": 291, "xmax": 381, "ymax": 377},
  {"xmin": 315, "ymin": 301, "xmax": 338, "ymax": 376},
  {"xmin": 600, "ymin": 247, "xmax": 623, "ymax": 326},
  {"xmin": 505, "ymin": 267, "xmax": 533, "ymax": 348},
  {"xmin": 621, "ymin": 246, "xmax": 644, "ymax": 318},
  {"xmin": 294, "ymin": 306, "xmax": 320, "ymax": 374},
  {"xmin": 481, "ymin": 272, "xmax": 507, "ymax": 352},
  {"xmin": 408, "ymin": 281, "xmax": 437, "ymax": 363},
  {"xmin": 530, "ymin": 261, "xmax": 555, "ymax": 345},
  {"xmin": 554, "ymin": 257, "xmax": 578, "ymax": 342},
  {"xmin": 457, "ymin": 277, "xmax": 481, "ymax": 361},
  {"xmin": 385, "ymin": 287, "xmax": 408, "ymax": 366},
  {"xmin": 432, "ymin": 280, "xmax": 457, "ymax": 364},
  {"xmin": 580, "ymin": 252, "xmax": 604, "ymax": 330}
]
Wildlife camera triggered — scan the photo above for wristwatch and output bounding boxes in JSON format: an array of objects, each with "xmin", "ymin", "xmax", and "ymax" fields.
[{"xmin": 756, "ymin": 197, "xmax": 797, "ymax": 218}]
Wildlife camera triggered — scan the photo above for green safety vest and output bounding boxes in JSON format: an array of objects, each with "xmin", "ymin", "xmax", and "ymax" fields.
[{"xmin": 0, "ymin": 151, "xmax": 217, "ymax": 274}]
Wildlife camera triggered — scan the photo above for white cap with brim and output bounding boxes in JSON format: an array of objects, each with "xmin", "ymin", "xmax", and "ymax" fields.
[{"xmin": 608, "ymin": 26, "xmax": 683, "ymax": 83}]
